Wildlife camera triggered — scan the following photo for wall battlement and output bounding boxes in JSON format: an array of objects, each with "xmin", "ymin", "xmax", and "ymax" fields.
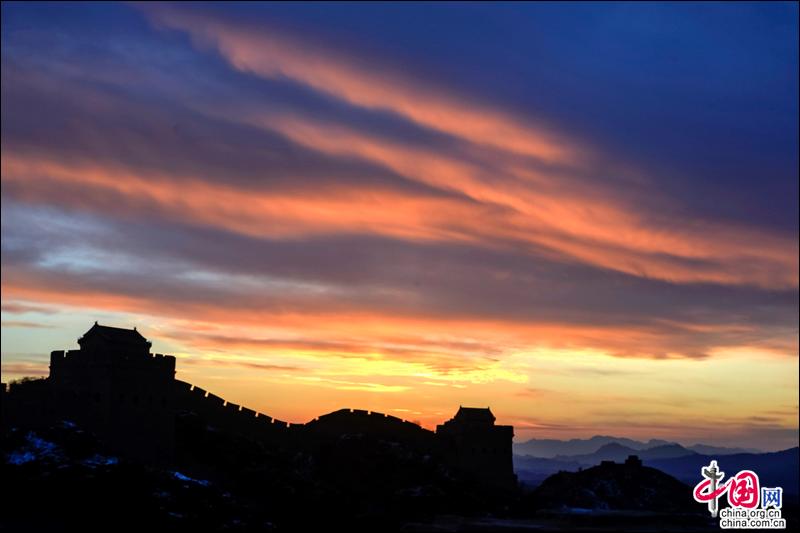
[
  {"xmin": 311, "ymin": 408, "xmax": 426, "ymax": 429},
  {"xmin": 50, "ymin": 346, "xmax": 176, "ymax": 376},
  {"xmin": 3, "ymin": 324, "xmax": 516, "ymax": 489},
  {"xmin": 173, "ymin": 380, "xmax": 293, "ymax": 440}
]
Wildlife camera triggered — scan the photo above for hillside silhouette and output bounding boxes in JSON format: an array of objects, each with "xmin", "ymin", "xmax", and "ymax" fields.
[
  {"xmin": 1, "ymin": 324, "xmax": 520, "ymax": 531},
  {"xmin": 0, "ymin": 324, "xmax": 756, "ymax": 531},
  {"xmin": 515, "ymin": 444, "xmax": 800, "ymax": 505},
  {"xmin": 525, "ymin": 456, "xmax": 697, "ymax": 513}
]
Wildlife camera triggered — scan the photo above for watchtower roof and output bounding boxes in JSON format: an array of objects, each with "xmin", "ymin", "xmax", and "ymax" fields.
[
  {"xmin": 453, "ymin": 406, "xmax": 496, "ymax": 424},
  {"xmin": 79, "ymin": 322, "xmax": 149, "ymax": 346}
]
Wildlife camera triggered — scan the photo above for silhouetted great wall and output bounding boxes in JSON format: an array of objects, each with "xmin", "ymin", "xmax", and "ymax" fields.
[{"xmin": 2, "ymin": 323, "xmax": 517, "ymax": 489}]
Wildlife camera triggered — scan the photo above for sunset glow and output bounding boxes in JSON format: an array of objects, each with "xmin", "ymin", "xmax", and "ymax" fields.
[{"xmin": 2, "ymin": 2, "xmax": 797, "ymax": 451}]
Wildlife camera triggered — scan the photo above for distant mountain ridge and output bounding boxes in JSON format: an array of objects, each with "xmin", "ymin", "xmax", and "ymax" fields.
[
  {"xmin": 648, "ymin": 447, "xmax": 799, "ymax": 498},
  {"xmin": 514, "ymin": 444, "xmax": 800, "ymax": 502},
  {"xmin": 514, "ymin": 435, "xmax": 760, "ymax": 458},
  {"xmin": 553, "ymin": 442, "xmax": 697, "ymax": 464}
]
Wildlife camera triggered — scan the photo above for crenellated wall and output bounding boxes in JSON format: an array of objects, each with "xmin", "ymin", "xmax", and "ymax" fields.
[
  {"xmin": 173, "ymin": 384, "xmax": 435, "ymax": 438},
  {"xmin": 172, "ymin": 380, "xmax": 297, "ymax": 443},
  {"xmin": 171, "ymin": 383, "xmax": 442, "ymax": 452},
  {"xmin": 2, "ymin": 325, "xmax": 517, "ymax": 490},
  {"xmin": 304, "ymin": 408, "xmax": 438, "ymax": 452}
]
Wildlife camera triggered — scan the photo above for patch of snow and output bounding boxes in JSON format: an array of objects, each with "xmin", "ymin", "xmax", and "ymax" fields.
[
  {"xmin": 172, "ymin": 471, "xmax": 210, "ymax": 487},
  {"xmin": 5, "ymin": 432, "xmax": 62, "ymax": 465},
  {"xmin": 26, "ymin": 433, "xmax": 58, "ymax": 455},
  {"xmin": 82, "ymin": 454, "xmax": 119, "ymax": 467},
  {"xmin": 565, "ymin": 507, "xmax": 594, "ymax": 514},
  {"xmin": 6, "ymin": 451, "xmax": 36, "ymax": 465}
]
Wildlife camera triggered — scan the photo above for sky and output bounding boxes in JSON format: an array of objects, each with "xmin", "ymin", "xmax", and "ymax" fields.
[{"xmin": 1, "ymin": 2, "xmax": 798, "ymax": 451}]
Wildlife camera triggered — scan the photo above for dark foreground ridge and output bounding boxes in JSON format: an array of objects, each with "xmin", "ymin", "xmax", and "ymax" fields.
[
  {"xmin": 1, "ymin": 324, "xmax": 718, "ymax": 532},
  {"xmin": 527, "ymin": 456, "xmax": 696, "ymax": 513}
]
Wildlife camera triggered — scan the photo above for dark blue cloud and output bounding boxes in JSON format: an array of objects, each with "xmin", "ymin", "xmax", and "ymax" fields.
[
  {"xmin": 3, "ymin": 2, "xmax": 796, "ymax": 236},
  {"xmin": 170, "ymin": 2, "xmax": 796, "ymax": 234},
  {"xmin": 1, "ymin": 1, "xmax": 797, "ymax": 360}
]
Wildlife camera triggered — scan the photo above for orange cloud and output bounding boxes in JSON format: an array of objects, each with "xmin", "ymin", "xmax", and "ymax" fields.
[
  {"xmin": 1, "ymin": 154, "xmax": 491, "ymax": 243},
  {"xmin": 2, "ymin": 3, "xmax": 797, "ymax": 450},
  {"xmin": 5, "ymin": 261, "xmax": 795, "ymax": 366},
  {"xmin": 3, "ymin": 146, "xmax": 797, "ymax": 290},
  {"xmin": 136, "ymin": 6, "xmax": 799, "ymax": 290},
  {"xmin": 143, "ymin": 5, "xmax": 578, "ymax": 167},
  {"xmin": 262, "ymin": 115, "xmax": 797, "ymax": 288}
]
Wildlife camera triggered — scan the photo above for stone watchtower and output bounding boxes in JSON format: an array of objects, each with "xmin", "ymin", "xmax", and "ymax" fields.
[
  {"xmin": 49, "ymin": 323, "xmax": 176, "ymax": 464},
  {"xmin": 436, "ymin": 406, "xmax": 517, "ymax": 489}
]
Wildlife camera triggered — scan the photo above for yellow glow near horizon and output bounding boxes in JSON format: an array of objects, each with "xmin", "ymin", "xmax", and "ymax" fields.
[{"xmin": 1, "ymin": 3, "xmax": 797, "ymax": 454}]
